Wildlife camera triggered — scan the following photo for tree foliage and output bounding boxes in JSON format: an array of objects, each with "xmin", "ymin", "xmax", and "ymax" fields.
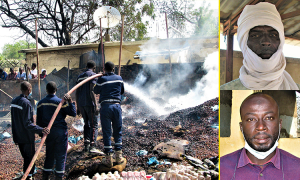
[
  {"xmin": 0, "ymin": 0, "xmax": 155, "ymax": 47},
  {"xmin": 155, "ymin": 0, "xmax": 218, "ymax": 38},
  {"xmin": 2, "ymin": 40, "xmax": 36, "ymax": 60}
]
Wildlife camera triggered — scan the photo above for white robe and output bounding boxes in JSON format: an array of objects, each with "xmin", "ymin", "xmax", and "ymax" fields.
[{"xmin": 237, "ymin": 2, "xmax": 299, "ymax": 90}]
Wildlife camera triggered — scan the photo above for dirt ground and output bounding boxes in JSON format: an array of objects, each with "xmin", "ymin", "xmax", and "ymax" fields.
[{"xmin": 0, "ymin": 94, "xmax": 218, "ymax": 180}]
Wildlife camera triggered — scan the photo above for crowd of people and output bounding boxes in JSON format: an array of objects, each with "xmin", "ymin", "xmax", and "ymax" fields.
[{"xmin": 0, "ymin": 63, "xmax": 47, "ymax": 81}]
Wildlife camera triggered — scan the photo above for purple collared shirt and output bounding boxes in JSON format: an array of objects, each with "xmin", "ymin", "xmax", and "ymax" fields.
[{"xmin": 220, "ymin": 148, "xmax": 300, "ymax": 180}]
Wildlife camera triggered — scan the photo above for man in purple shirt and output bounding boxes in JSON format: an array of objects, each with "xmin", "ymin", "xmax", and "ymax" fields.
[{"xmin": 220, "ymin": 93, "xmax": 300, "ymax": 180}]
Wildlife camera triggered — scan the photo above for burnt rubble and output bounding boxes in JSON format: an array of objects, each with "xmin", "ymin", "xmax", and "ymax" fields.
[{"xmin": 0, "ymin": 95, "xmax": 218, "ymax": 179}]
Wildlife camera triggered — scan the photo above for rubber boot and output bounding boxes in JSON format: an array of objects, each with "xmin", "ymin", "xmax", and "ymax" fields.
[
  {"xmin": 102, "ymin": 152, "xmax": 113, "ymax": 168},
  {"xmin": 42, "ymin": 173, "xmax": 49, "ymax": 180},
  {"xmin": 115, "ymin": 150, "xmax": 125, "ymax": 165},
  {"xmin": 83, "ymin": 140, "xmax": 90, "ymax": 153}
]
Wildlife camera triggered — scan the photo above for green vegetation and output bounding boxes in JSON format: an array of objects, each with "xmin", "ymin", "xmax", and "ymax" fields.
[{"xmin": 0, "ymin": 40, "xmax": 35, "ymax": 68}]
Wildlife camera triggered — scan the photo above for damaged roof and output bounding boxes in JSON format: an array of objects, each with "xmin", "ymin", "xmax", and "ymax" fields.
[{"xmin": 220, "ymin": 0, "xmax": 300, "ymax": 46}]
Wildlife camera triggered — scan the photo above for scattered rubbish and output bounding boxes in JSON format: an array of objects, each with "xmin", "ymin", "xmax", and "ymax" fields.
[
  {"xmin": 153, "ymin": 139, "xmax": 189, "ymax": 160},
  {"xmin": 13, "ymin": 172, "xmax": 23, "ymax": 180},
  {"xmin": 67, "ymin": 143, "xmax": 72, "ymax": 151},
  {"xmin": 0, "ymin": 132, "xmax": 11, "ymax": 141},
  {"xmin": 180, "ymin": 154, "xmax": 219, "ymax": 178},
  {"xmin": 78, "ymin": 171, "xmax": 125, "ymax": 180},
  {"xmin": 211, "ymin": 105, "xmax": 218, "ymax": 111},
  {"xmin": 147, "ymin": 157, "xmax": 160, "ymax": 165},
  {"xmin": 68, "ymin": 135, "xmax": 83, "ymax": 144},
  {"xmin": 13, "ymin": 167, "xmax": 38, "ymax": 179},
  {"xmin": 210, "ymin": 125, "xmax": 219, "ymax": 129},
  {"xmin": 152, "ymin": 162, "xmax": 218, "ymax": 180},
  {"xmin": 72, "ymin": 118, "xmax": 84, "ymax": 132},
  {"xmin": 122, "ymin": 171, "xmax": 147, "ymax": 180},
  {"xmin": 147, "ymin": 157, "xmax": 171, "ymax": 166},
  {"xmin": 136, "ymin": 150, "xmax": 148, "ymax": 156},
  {"xmin": 121, "ymin": 95, "xmax": 127, "ymax": 101},
  {"xmin": 146, "ymin": 175, "xmax": 152, "ymax": 180},
  {"xmin": 2, "ymin": 132, "xmax": 11, "ymax": 138}
]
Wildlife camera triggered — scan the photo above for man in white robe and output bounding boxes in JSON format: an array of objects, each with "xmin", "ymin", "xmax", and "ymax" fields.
[{"xmin": 221, "ymin": 2, "xmax": 299, "ymax": 90}]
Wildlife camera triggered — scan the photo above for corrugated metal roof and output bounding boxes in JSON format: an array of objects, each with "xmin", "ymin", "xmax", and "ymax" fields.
[{"xmin": 221, "ymin": 0, "xmax": 300, "ymax": 46}]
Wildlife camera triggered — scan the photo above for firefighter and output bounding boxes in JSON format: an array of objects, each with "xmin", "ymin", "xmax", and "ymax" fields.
[
  {"xmin": 11, "ymin": 81, "xmax": 49, "ymax": 180},
  {"xmin": 37, "ymin": 81, "xmax": 76, "ymax": 180},
  {"xmin": 94, "ymin": 61, "xmax": 125, "ymax": 167},
  {"xmin": 76, "ymin": 60, "xmax": 102, "ymax": 154}
]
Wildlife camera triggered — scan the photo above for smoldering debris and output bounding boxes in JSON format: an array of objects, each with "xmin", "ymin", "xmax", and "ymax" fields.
[
  {"xmin": 63, "ymin": 97, "xmax": 218, "ymax": 179},
  {"xmin": 0, "ymin": 94, "xmax": 218, "ymax": 179}
]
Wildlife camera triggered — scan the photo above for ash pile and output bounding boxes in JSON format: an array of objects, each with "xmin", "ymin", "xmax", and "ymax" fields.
[
  {"xmin": 64, "ymin": 94, "xmax": 218, "ymax": 179},
  {"xmin": 0, "ymin": 93, "xmax": 218, "ymax": 179}
]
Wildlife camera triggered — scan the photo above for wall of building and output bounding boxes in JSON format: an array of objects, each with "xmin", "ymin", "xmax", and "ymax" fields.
[
  {"xmin": 21, "ymin": 37, "xmax": 218, "ymax": 74},
  {"xmin": 220, "ymin": 90, "xmax": 300, "ymax": 158},
  {"xmin": 220, "ymin": 50, "xmax": 300, "ymax": 85}
]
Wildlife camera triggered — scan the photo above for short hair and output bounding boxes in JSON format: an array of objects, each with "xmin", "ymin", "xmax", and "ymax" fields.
[
  {"xmin": 240, "ymin": 92, "xmax": 279, "ymax": 119},
  {"xmin": 87, "ymin": 60, "xmax": 96, "ymax": 69},
  {"xmin": 0, "ymin": 68, "xmax": 3, "ymax": 73},
  {"xmin": 10, "ymin": 67, "xmax": 14, "ymax": 71},
  {"xmin": 32, "ymin": 63, "xmax": 36, "ymax": 68},
  {"xmin": 105, "ymin": 61, "xmax": 115, "ymax": 72},
  {"xmin": 21, "ymin": 81, "xmax": 31, "ymax": 92},
  {"xmin": 46, "ymin": 81, "xmax": 57, "ymax": 94}
]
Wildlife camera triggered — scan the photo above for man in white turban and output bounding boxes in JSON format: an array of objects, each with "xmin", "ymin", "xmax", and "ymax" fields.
[{"xmin": 221, "ymin": 2, "xmax": 300, "ymax": 90}]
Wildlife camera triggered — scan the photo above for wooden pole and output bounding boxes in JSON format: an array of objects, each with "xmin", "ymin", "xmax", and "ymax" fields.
[
  {"xmin": 24, "ymin": 64, "xmax": 29, "ymax": 82},
  {"xmin": 226, "ymin": 26, "xmax": 234, "ymax": 83},
  {"xmin": 100, "ymin": 18, "xmax": 105, "ymax": 72},
  {"xmin": 35, "ymin": 18, "xmax": 41, "ymax": 100},
  {"xmin": 21, "ymin": 73, "xmax": 103, "ymax": 180},
  {"xmin": 67, "ymin": 60, "xmax": 70, "ymax": 92},
  {"xmin": 0, "ymin": 89, "xmax": 13, "ymax": 99},
  {"xmin": 118, "ymin": 15, "xmax": 124, "ymax": 76},
  {"xmin": 165, "ymin": 13, "xmax": 172, "ymax": 75}
]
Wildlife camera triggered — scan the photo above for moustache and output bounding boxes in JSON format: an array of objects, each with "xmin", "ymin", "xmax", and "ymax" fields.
[{"xmin": 252, "ymin": 132, "xmax": 272, "ymax": 139}]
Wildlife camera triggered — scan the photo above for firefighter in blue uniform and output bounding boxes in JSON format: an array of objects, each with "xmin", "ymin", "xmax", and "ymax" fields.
[
  {"xmin": 76, "ymin": 60, "xmax": 102, "ymax": 153},
  {"xmin": 11, "ymin": 81, "xmax": 50, "ymax": 180},
  {"xmin": 94, "ymin": 61, "xmax": 125, "ymax": 167},
  {"xmin": 36, "ymin": 81, "xmax": 76, "ymax": 180}
]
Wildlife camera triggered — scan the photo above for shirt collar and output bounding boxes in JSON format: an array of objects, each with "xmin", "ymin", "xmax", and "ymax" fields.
[
  {"xmin": 105, "ymin": 72, "xmax": 114, "ymax": 75},
  {"xmin": 237, "ymin": 148, "xmax": 281, "ymax": 169},
  {"xmin": 46, "ymin": 94, "xmax": 56, "ymax": 98}
]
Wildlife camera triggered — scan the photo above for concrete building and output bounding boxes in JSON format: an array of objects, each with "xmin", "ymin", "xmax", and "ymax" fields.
[
  {"xmin": 19, "ymin": 37, "xmax": 218, "ymax": 74},
  {"xmin": 0, "ymin": 37, "xmax": 218, "ymax": 105}
]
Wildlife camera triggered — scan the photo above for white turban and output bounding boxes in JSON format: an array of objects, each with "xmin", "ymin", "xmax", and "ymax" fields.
[{"xmin": 237, "ymin": 2, "xmax": 299, "ymax": 90}]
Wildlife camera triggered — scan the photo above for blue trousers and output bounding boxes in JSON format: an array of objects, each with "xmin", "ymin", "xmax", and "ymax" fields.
[
  {"xmin": 100, "ymin": 103, "xmax": 122, "ymax": 153},
  {"xmin": 79, "ymin": 106, "xmax": 98, "ymax": 146},
  {"xmin": 18, "ymin": 143, "xmax": 35, "ymax": 177},
  {"xmin": 43, "ymin": 128, "xmax": 68, "ymax": 177}
]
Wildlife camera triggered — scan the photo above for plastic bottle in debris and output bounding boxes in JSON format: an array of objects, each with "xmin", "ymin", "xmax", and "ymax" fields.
[{"xmin": 180, "ymin": 154, "xmax": 209, "ymax": 171}]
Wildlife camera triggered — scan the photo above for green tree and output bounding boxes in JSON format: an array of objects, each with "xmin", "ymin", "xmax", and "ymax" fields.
[
  {"xmin": 155, "ymin": 0, "xmax": 218, "ymax": 37},
  {"xmin": 0, "ymin": 0, "xmax": 155, "ymax": 47},
  {"xmin": 2, "ymin": 40, "xmax": 36, "ymax": 60}
]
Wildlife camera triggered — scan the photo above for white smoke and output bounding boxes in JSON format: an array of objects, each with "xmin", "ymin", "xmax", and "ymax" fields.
[
  {"xmin": 124, "ymin": 82, "xmax": 168, "ymax": 115},
  {"xmin": 166, "ymin": 51, "xmax": 219, "ymax": 111},
  {"xmin": 124, "ymin": 51, "xmax": 218, "ymax": 116}
]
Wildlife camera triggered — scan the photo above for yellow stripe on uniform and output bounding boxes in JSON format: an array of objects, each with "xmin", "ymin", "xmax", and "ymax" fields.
[
  {"xmin": 37, "ymin": 103, "xmax": 58, "ymax": 109},
  {"xmin": 37, "ymin": 102, "xmax": 69, "ymax": 109}
]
